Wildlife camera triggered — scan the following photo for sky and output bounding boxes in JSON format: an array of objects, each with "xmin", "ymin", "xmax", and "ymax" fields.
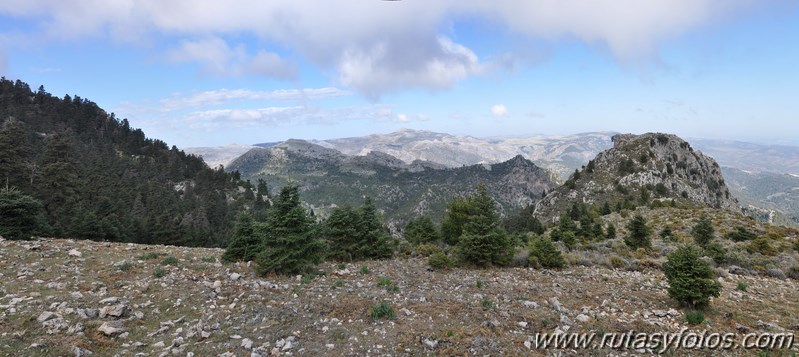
[{"xmin": 1, "ymin": 0, "xmax": 798, "ymax": 148}]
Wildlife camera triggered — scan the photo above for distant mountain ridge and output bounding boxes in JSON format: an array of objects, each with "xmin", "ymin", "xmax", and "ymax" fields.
[
  {"xmin": 311, "ymin": 129, "xmax": 615, "ymax": 180},
  {"xmin": 226, "ymin": 139, "xmax": 557, "ymax": 229}
]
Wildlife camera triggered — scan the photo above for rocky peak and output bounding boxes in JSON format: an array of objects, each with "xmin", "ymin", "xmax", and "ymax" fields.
[
  {"xmin": 276, "ymin": 139, "xmax": 346, "ymax": 162},
  {"xmin": 535, "ymin": 132, "xmax": 740, "ymax": 219}
]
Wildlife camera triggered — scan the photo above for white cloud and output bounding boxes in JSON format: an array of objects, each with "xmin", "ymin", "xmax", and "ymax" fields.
[
  {"xmin": 118, "ymin": 87, "xmax": 349, "ymax": 115},
  {"xmin": 338, "ymin": 36, "xmax": 483, "ymax": 99},
  {"xmin": 396, "ymin": 114, "xmax": 409, "ymax": 122},
  {"xmin": 491, "ymin": 104, "xmax": 508, "ymax": 117},
  {"xmin": 181, "ymin": 104, "xmax": 393, "ymax": 129},
  {"xmin": 165, "ymin": 36, "xmax": 296, "ymax": 79},
  {"xmin": 0, "ymin": 0, "xmax": 760, "ymax": 95}
]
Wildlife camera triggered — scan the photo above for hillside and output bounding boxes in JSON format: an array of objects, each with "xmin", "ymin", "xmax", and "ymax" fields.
[
  {"xmin": 1, "ymin": 217, "xmax": 797, "ymax": 356},
  {"xmin": 535, "ymin": 133, "xmax": 740, "ymax": 220},
  {"xmin": 692, "ymin": 139, "xmax": 799, "ymax": 175},
  {"xmin": 0, "ymin": 79, "xmax": 248, "ymax": 247},
  {"xmin": 227, "ymin": 140, "xmax": 556, "ymax": 228},
  {"xmin": 722, "ymin": 167, "xmax": 799, "ymax": 227}
]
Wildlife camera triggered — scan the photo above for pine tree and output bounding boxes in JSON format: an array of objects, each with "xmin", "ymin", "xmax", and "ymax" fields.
[
  {"xmin": 600, "ymin": 202, "xmax": 612, "ymax": 215},
  {"xmin": 624, "ymin": 215, "xmax": 651, "ymax": 249},
  {"xmin": 354, "ymin": 196, "xmax": 394, "ymax": 260},
  {"xmin": 255, "ymin": 185, "xmax": 325, "ymax": 275},
  {"xmin": 0, "ymin": 186, "xmax": 46, "ymax": 240},
  {"xmin": 663, "ymin": 244, "xmax": 721, "ymax": 308},
  {"xmin": 403, "ymin": 215, "xmax": 440, "ymax": 245},
  {"xmin": 0, "ymin": 120, "xmax": 32, "ymax": 189},
  {"xmin": 529, "ymin": 236, "xmax": 565, "ymax": 268},
  {"xmin": 321, "ymin": 205, "xmax": 360, "ymax": 260},
  {"xmin": 691, "ymin": 214, "xmax": 715, "ymax": 247},
  {"xmin": 456, "ymin": 183, "xmax": 513, "ymax": 267},
  {"xmin": 606, "ymin": 223, "xmax": 617, "ymax": 239},
  {"xmin": 222, "ymin": 213, "xmax": 263, "ymax": 263},
  {"xmin": 38, "ymin": 133, "xmax": 80, "ymax": 232},
  {"xmin": 441, "ymin": 197, "xmax": 470, "ymax": 245}
]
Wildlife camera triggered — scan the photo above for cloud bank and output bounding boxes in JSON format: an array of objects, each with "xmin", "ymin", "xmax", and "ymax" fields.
[{"xmin": 0, "ymin": 0, "xmax": 759, "ymax": 97}]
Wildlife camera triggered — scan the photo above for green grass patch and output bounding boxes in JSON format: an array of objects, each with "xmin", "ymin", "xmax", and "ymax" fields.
[
  {"xmin": 371, "ymin": 301, "xmax": 395, "ymax": 320},
  {"xmin": 161, "ymin": 256, "xmax": 179, "ymax": 266},
  {"xmin": 138, "ymin": 252, "xmax": 161, "ymax": 260}
]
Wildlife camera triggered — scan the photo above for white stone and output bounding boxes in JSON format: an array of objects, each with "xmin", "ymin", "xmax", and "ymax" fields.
[
  {"xmin": 68, "ymin": 249, "xmax": 82, "ymax": 257},
  {"xmin": 37, "ymin": 311, "xmax": 58, "ymax": 323},
  {"xmin": 242, "ymin": 338, "xmax": 253, "ymax": 349},
  {"xmin": 97, "ymin": 321, "xmax": 127, "ymax": 336},
  {"xmin": 522, "ymin": 301, "xmax": 538, "ymax": 309},
  {"xmin": 422, "ymin": 338, "xmax": 438, "ymax": 349},
  {"xmin": 99, "ymin": 297, "xmax": 120, "ymax": 305}
]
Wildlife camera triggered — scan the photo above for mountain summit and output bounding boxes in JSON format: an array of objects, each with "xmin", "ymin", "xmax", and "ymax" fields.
[{"xmin": 535, "ymin": 133, "xmax": 740, "ymax": 219}]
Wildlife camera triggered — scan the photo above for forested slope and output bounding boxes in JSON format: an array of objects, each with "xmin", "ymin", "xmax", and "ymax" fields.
[{"xmin": 0, "ymin": 78, "xmax": 251, "ymax": 247}]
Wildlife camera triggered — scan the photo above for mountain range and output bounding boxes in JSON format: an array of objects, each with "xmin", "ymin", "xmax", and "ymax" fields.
[
  {"xmin": 187, "ymin": 129, "xmax": 799, "ymax": 227},
  {"xmin": 226, "ymin": 139, "xmax": 556, "ymax": 230}
]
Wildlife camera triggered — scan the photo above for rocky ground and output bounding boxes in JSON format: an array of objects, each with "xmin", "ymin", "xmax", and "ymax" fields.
[{"xmin": 1, "ymin": 236, "xmax": 797, "ymax": 356}]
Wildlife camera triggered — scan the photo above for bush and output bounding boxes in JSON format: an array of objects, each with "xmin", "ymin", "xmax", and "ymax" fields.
[
  {"xmin": 376, "ymin": 277, "xmax": 398, "ymax": 291},
  {"xmin": 480, "ymin": 299, "xmax": 493, "ymax": 310},
  {"xmin": 528, "ymin": 236, "xmax": 565, "ymax": 269},
  {"xmin": 560, "ymin": 230, "xmax": 577, "ymax": 250},
  {"xmin": 153, "ymin": 268, "xmax": 166, "ymax": 278},
  {"xmin": 415, "ymin": 243, "xmax": 442, "ymax": 257},
  {"xmin": 685, "ymin": 310, "xmax": 705, "ymax": 325},
  {"xmin": 370, "ymin": 301, "xmax": 395, "ymax": 320},
  {"xmin": 116, "ymin": 261, "xmax": 134, "ymax": 272},
  {"xmin": 609, "ymin": 256, "xmax": 627, "ymax": 270},
  {"xmin": 138, "ymin": 252, "xmax": 160, "ymax": 260},
  {"xmin": 161, "ymin": 256, "xmax": 179, "ymax": 266},
  {"xmin": 428, "ymin": 252, "xmax": 454, "ymax": 270},
  {"xmin": 767, "ymin": 268, "xmax": 786, "ymax": 280},
  {"xmin": 0, "ymin": 187, "xmax": 46, "ymax": 240},
  {"xmin": 746, "ymin": 237, "xmax": 777, "ymax": 256},
  {"xmin": 691, "ymin": 214, "xmax": 715, "ymax": 247},
  {"xmin": 736, "ymin": 281, "xmax": 747, "ymax": 292},
  {"xmin": 624, "ymin": 215, "xmax": 651, "ymax": 249},
  {"xmin": 703, "ymin": 242, "xmax": 727, "ymax": 265},
  {"xmin": 788, "ymin": 266, "xmax": 799, "ymax": 280},
  {"xmin": 663, "ymin": 244, "xmax": 721, "ymax": 308},
  {"xmin": 725, "ymin": 227, "xmax": 757, "ymax": 242},
  {"xmin": 403, "ymin": 215, "xmax": 441, "ymax": 245},
  {"xmin": 660, "ymin": 227, "xmax": 674, "ymax": 241}
]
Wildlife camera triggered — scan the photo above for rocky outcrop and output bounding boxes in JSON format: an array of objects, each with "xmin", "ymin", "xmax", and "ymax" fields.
[{"xmin": 535, "ymin": 133, "xmax": 740, "ymax": 219}]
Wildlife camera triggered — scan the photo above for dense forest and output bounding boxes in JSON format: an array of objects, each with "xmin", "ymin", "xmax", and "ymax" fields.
[{"xmin": 0, "ymin": 78, "xmax": 255, "ymax": 247}]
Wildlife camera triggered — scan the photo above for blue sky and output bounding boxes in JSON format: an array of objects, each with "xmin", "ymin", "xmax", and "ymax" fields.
[{"xmin": 1, "ymin": 1, "xmax": 798, "ymax": 148}]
